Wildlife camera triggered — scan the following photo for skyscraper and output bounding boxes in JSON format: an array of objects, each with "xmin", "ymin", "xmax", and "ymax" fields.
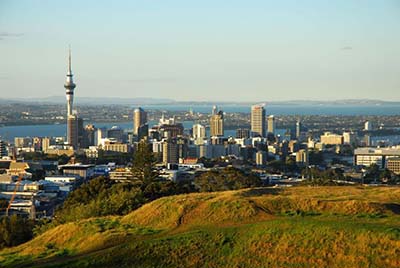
[
  {"xmin": 236, "ymin": 128, "xmax": 250, "ymax": 139},
  {"xmin": 134, "ymin": 107, "xmax": 148, "ymax": 140},
  {"xmin": 192, "ymin": 124, "xmax": 206, "ymax": 139},
  {"xmin": 0, "ymin": 140, "xmax": 7, "ymax": 157},
  {"xmin": 84, "ymin": 124, "xmax": 97, "ymax": 147},
  {"xmin": 364, "ymin": 121, "xmax": 372, "ymax": 131},
  {"xmin": 212, "ymin": 105, "xmax": 218, "ymax": 115},
  {"xmin": 67, "ymin": 115, "xmax": 79, "ymax": 149},
  {"xmin": 267, "ymin": 115, "xmax": 275, "ymax": 135},
  {"xmin": 251, "ymin": 104, "xmax": 266, "ymax": 137},
  {"xmin": 162, "ymin": 139, "xmax": 178, "ymax": 164},
  {"xmin": 296, "ymin": 120, "xmax": 302, "ymax": 139},
  {"xmin": 210, "ymin": 107, "xmax": 224, "ymax": 137},
  {"xmin": 64, "ymin": 48, "xmax": 80, "ymax": 149}
]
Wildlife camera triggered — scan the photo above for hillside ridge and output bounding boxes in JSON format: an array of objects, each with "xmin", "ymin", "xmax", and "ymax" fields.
[{"xmin": 1, "ymin": 186, "xmax": 400, "ymax": 267}]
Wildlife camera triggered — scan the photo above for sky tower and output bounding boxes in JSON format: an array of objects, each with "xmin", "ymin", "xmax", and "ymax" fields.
[
  {"xmin": 64, "ymin": 47, "xmax": 76, "ymax": 116},
  {"xmin": 64, "ymin": 48, "xmax": 80, "ymax": 149}
]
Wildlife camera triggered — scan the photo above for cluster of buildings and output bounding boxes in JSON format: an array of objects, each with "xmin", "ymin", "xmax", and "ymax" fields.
[
  {"xmin": 142, "ymin": 104, "xmax": 311, "ymax": 168},
  {"xmin": 2, "ymin": 50, "xmax": 400, "ymax": 219}
]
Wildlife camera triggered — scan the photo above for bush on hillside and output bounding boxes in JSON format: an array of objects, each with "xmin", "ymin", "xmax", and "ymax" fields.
[
  {"xmin": 0, "ymin": 215, "xmax": 34, "ymax": 249},
  {"xmin": 195, "ymin": 167, "xmax": 262, "ymax": 192}
]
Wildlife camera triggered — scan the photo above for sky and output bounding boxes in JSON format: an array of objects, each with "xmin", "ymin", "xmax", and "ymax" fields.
[{"xmin": 0, "ymin": 0, "xmax": 400, "ymax": 102}]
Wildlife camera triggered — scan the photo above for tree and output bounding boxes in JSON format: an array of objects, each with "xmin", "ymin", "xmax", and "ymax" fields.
[
  {"xmin": 379, "ymin": 168, "xmax": 398, "ymax": 184},
  {"xmin": 267, "ymin": 160, "xmax": 285, "ymax": 173},
  {"xmin": 54, "ymin": 177, "xmax": 146, "ymax": 223},
  {"xmin": 0, "ymin": 198, "xmax": 8, "ymax": 210},
  {"xmin": 365, "ymin": 163, "xmax": 380, "ymax": 182},
  {"xmin": 308, "ymin": 151, "xmax": 324, "ymax": 166},
  {"xmin": 131, "ymin": 140, "xmax": 158, "ymax": 185},
  {"xmin": 0, "ymin": 215, "xmax": 34, "ymax": 249}
]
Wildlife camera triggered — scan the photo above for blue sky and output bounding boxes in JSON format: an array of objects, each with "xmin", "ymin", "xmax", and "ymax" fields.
[{"xmin": 1, "ymin": 0, "xmax": 399, "ymax": 102}]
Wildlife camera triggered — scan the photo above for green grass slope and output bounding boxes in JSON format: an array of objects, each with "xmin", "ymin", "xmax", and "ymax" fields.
[{"xmin": 1, "ymin": 186, "xmax": 400, "ymax": 267}]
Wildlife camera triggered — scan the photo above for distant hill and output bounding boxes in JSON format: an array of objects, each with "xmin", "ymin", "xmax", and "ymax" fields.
[
  {"xmin": 1, "ymin": 97, "xmax": 399, "ymax": 106},
  {"xmin": 0, "ymin": 96, "xmax": 175, "ymax": 105},
  {"xmin": 1, "ymin": 186, "xmax": 400, "ymax": 268}
]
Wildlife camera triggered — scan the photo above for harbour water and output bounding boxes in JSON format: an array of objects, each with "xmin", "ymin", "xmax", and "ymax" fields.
[
  {"xmin": 0, "ymin": 121, "xmax": 234, "ymax": 142},
  {"xmin": 140, "ymin": 104, "xmax": 400, "ymax": 115}
]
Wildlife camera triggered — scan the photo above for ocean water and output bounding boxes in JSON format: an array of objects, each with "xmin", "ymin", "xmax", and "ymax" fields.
[
  {"xmin": 0, "ymin": 121, "xmax": 234, "ymax": 142},
  {"xmin": 141, "ymin": 104, "xmax": 400, "ymax": 116}
]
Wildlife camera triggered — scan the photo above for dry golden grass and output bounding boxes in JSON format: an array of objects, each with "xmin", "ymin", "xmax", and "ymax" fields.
[
  {"xmin": 121, "ymin": 186, "xmax": 400, "ymax": 229},
  {"xmin": 1, "ymin": 185, "xmax": 400, "ymax": 267}
]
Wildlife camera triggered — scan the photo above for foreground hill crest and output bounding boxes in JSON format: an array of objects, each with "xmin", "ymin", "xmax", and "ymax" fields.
[{"xmin": 1, "ymin": 186, "xmax": 400, "ymax": 268}]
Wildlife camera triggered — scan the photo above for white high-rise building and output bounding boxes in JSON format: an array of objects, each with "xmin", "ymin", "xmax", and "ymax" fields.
[
  {"xmin": 343, "ymin": 132, "xmax": 356, "ymax": 145},
  {"xmin": 364, "ymin": 121, "xmax": 372, "ymax": 131},
  {"xmin": 192, "ymin": 124, "xmax": 206, "ymax": 139}
]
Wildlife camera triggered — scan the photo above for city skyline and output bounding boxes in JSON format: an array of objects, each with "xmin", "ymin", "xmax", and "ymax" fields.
[{"xmin": 1, "ymin": 0, "xmax": 400, "ymax": 102}]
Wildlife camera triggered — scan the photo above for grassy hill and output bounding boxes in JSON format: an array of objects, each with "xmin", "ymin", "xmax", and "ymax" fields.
[{"xmin": 1, "ymin": 186, "xmax": 400, "ymax": 267}]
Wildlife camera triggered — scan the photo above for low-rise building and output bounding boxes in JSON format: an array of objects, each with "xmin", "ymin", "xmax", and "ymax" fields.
[
  {"xmin": 102, "ymin": 141, "xmax": 131, "ymax": 153},
  {"xmin": 386, "ymin": 157, "xmax": 400, "ymax": 174},
  {"xmin": 109, "ymin": 168, "xmax": 135, "ymax": 182},
  {"xmin": 320, "ymin": 132, "xmax": 343, "ymax": 145},
  {"xmin": 296, "ymin": 149, "xmax": 309, "ymax": 166},
  {"xmin": 59, "ymin": 163, "xmax": 95, "ymax": 180},
  {"xmin": 255, "ymin": 151, "xmax": 267, "ymax": 166},
  {"xmin": 354, "ymin": 147, "xmax": 400, "ymax": 168}
]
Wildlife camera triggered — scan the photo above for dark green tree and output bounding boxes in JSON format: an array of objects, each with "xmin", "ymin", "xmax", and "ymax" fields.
[
  {"xmin": 365, "ymin": 163, "xmax": 380, "ymax": 181},
  {"xmin": 195, "ymin": 167, "xmax": 261, "ymax": 192},
  {"xmin": 0, "ymin": 215, "xmax": 34, "ymax": 249},
  {"xmin": 308, "ymin": 150, "xmax": 324, "ymax": 166},
  {"xmin": 0, "ymin": 198, "xmax": 8, "ymax": 210},
  {"xmin": 131, "ymin": 140, "xmax": 158, "ymax": 185}
]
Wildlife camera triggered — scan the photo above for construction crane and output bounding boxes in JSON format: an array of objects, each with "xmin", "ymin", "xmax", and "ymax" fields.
[{"xmin": 5, "ymin": 176, "xmax": 23, "ymax": 216}]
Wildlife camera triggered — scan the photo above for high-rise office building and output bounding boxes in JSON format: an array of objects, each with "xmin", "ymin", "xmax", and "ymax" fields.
[
  {"xmin": 42, "ymin": 137, "xmax": 50, "ymax": 152},
  {"xmin": 67, "ymin": 115, "xmax": 79, "ymax": 149},
  {"xmin": 210, "ymin": 106, "xmax": 224, "ymax": 137},
  {"xmin": 162, "ymin": 139, "xmax": 178, "ymax": 164},
  {"xmin": 236, "ymin": 128, "xmax": 250, "ymax": 139},
  {"xmin": 343, "ymin": 131, "xmax": 356, "ymax": 145},
  {"xmin": 296, "ymin": 120, "xmax": 302, "ymax": 139},
  {"xmin": 33, "ymin": 137, "xmax": 42, "ymax": 151},
  {"xmin": 176, "ymin": 137, "xmax": 188, "ymax": 160},
  {"xmin": 251, "ymin": 104, "xmax": 266, "ymax": 137},
  {"xmin": 192, "ymin": 124, "xmax": 206, "ymax": 139},
  {"xmin": 14, "ymin": 137, "xmax": 31, "ymax": 148},
  {"xmin": 95, "ymin": 127, "xmax": 108, "ymax": 146},
  {"xmin": 84, "ymin": 124, "xmax": 96, "ymax": 147},
  {"xmin": 0, "ymin": 140, "xmax": 7, "ymax": 157},
  {"xmin": 159, "ymin": 124, "xmax": 184, "ymax": 139},
  {"xmin": 212, "ymin": 105, "xmax": 218, "ymax": 115},
  {"xmin": 77, "ymin": 117, "xmax": 84, "ymax": 148},
  {"xmin": 107, "ymin": 126, "xmax": 124, "ymax": 142},
  {"xmin": 364, "ymin": 121, "xmax": 372, "ymax": 131},
  {"xmin": 267, "ymin": 115, "xmax": 275, "ymax": 135},
  {"xmin": 134, "ymin": 107, "xmax": 148, "ymax": 140}
]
